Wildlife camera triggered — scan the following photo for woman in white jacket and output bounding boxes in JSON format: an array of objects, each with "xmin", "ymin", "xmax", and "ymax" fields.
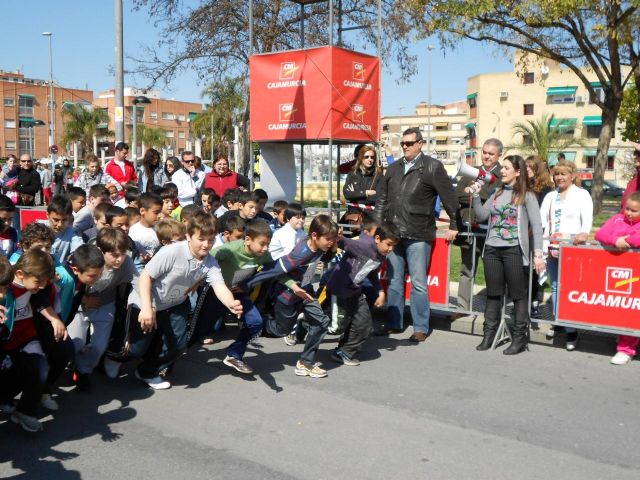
[{"xmin": 540, "ymin": 160, "xmax": 593, "ymax": 350}]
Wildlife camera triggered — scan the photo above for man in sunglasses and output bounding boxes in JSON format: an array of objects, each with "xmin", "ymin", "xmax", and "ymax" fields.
[
  {"xmin": 171, "ymin": 151, "xmax": 204, "ymax": 206},
  {"xmin": 375, "ymin": 127, "xmax": 459, "ymax": 342},
  {"xmin": 16, "ymin": 154, "xmax": 42, "ymax": 206},
  {"xmin": 621, "ymin": 142, "xmax": 640, "ymax": 212}
]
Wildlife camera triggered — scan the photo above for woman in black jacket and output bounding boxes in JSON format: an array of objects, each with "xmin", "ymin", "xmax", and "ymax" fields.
[
  {"xmin": 341, "ymin": 145, "xmax": 382, "ymax": 234},
  {"xmin": 16, "ymin": 156, "xmax": 42, "ymax": 206}
]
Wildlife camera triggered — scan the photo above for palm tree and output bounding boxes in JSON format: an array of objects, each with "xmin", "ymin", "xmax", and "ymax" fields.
[
  {"xmin": 132, "ymin": 124, "xmax": 167, "ymax": 151},
  {"xmin": 192, "ymin": 77, "xmax": 245, "ymax": 161},
  {"xmin": 508, "ymin": 114, "xmax": 586, "ymax": 162},
  {"xmin": 61, "ymin": 104, "xmax": 112, "ymax": 156}
]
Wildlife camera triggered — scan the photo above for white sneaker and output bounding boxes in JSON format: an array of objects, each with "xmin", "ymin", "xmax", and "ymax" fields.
[
  {"xmin": 284, "ymin": 334, "xmax": 298, "ymax": 346},
  {"xmin": 610, "ymin": 352, "xmax": 632, "ymax": 365},
  {"xmin": 103, "ymin": 357, "xmax": 122, "ymax": 379},
  {"xmin": 11, "ymin": 411, "xmax": 43, "ymax": 432},
  {"xmin": 41, "ymin": 394, "xmax": 59, "ymax": 411},
  {"xmin": 135, "ymin": 370, "xmax": 171, "ymax": 390}
]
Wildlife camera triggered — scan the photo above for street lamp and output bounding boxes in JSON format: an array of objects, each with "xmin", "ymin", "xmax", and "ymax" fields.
[
  {"xmin": 426, "ymin": 44, "xmax": 435, "ymax": 156},
  {"xmin": 42, "ymin": 32, "xmax": 54, "ymax": 155},
  {"xmin": 20, "ymin": 119, "xmax": 46, "ymax": 158},
  {"xmin": 131, "ymin": 95, "xmax": 151, "ymax": 167}
]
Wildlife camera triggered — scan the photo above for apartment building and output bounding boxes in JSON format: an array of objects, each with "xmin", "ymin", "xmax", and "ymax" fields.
[
  {"xmin": 92, "ymin": 88, "xmax": 204, "ymax": 158},
  {"xmin": 381, "ymin": 100, "xmax": 469, "ymax": 164},
  {"xmin": 466, "ymin": 53, "xmax": 635, "ymax": 181},
  {"xmin": 0, "ymin": 70, "xmax": 93, "ymax": 158}
]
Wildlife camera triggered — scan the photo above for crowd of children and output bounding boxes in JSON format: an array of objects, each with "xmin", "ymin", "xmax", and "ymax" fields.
[
  {"xmin": 0, "ymin": 176, "xmax": 405, "ymax": 433},
  {"xmin": 1, "ymin": 157, "xmax": 640, "ymax": 432}
]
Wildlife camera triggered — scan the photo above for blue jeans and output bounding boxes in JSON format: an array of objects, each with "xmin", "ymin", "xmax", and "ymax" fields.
[
  {"xmin": 386, "ymin": 239, "xmax": 433, "ymax": 333},
  {"xmin": 546, "ymin": 257, "xmax": 576, "ymax": 334},
  {"xmin": 226, "ymin": 295, "xmax": 264, "ymax": 360},
  {"xmin": 128, "ymin": 300, "xmax": 191, "ymax": 378}
]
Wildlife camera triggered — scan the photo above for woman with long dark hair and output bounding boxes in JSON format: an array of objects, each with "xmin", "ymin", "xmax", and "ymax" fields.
[
  {"xmin": 468, "ymin": 155, "xmax": 545, "ymax": 354},
  {"xmin": 341, "ymin": 145, "xmax": 382, "ymax": 234},
  {"xmin": 138, "ymin": 148, "xmax": 166, "ymax": 192},
  {"xmin": 525, "ymin": 156, "xmax": 555, "ymax": 319},
  {"xmin": 163, "ymin": 156, "xmax": 181, "ymax": 184}
]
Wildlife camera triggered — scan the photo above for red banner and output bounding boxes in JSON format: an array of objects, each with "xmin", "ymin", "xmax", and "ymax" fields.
[
  {"xmin": 18, "ymin": 208, "xmax": 48, "ymax": 228},
  {"xmin": 557, "ymin": 246, "xmax": 640, "ymax": 334},
  {"xmin": 380, "ymin": 238, "xmax": 450, "ymax": 307},
  {"xmin": 249, "ymin": 46, "xmax": 380, "ymax": 143}
]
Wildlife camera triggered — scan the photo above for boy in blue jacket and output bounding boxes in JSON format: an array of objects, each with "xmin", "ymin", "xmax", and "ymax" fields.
[{"xmin": 327, "ymin": 221, "xmax": 400, "ymax": 366}]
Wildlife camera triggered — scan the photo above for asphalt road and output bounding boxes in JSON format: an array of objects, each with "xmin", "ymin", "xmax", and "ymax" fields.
[{"xmin": 1, "ymin": 326, "xmax": 639, "ymax": 480}]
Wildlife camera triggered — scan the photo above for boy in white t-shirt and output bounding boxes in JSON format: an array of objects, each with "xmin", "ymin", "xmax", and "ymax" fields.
[
  {"xmin": 126, "ymin": 211, "xmax": 242, "ymax": 389},
  {"xmin": 269, "ymin": 203, "xmax": 306, "ymax": 260},
  {"xmin": 128, "ymin": 192, "xmax": 163, "ymax": 270}
]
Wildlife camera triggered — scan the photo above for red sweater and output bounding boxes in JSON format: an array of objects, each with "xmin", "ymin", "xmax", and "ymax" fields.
[
  {"xmin": 204, "ymin": 170, "xmax": 240, "ymax": 197},
  {"xmin": 105, "ymin": 159, "xmax": 137, "ymax": 186}
]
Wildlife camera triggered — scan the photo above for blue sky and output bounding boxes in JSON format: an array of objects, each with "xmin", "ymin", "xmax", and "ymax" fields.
[{"xmin": 1, "ymin": 1, "xmax": 513, "ymax": 116}]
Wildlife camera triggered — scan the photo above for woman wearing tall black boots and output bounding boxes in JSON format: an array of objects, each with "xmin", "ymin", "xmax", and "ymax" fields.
[{"xmin": 466, "ymin": 155, "xmax": 545, "ymax": 354}]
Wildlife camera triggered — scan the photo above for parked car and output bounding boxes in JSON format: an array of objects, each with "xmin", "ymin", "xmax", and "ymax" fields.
[{"xmin": 580, "ymin": 179, "xmax": 624, "ymax": 197}]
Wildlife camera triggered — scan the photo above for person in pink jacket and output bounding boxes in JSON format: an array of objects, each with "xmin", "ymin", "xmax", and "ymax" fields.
[{"xmin": 595, "ymin": 191, "xmax": 640, "ymax": 365}]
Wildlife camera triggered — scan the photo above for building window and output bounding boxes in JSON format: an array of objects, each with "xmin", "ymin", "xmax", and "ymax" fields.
[
  {"xmin": 4, "ymin": 119, "xmax": 16, "ymax": 128},
  {"xmin": 523, "ymin": 104, "xmax": 534, "ymax": 116},
  {"xmin": 18, "ymin": 97, "xmax": 34, "ymax": 116},
  {"xmin": 178, "ymin": 114, "xmax": 185, "ymax": 121},
  {"xmin": 178, "ymin": 131, "xmax": 186, "ymax": 139},
  {"xmin": 3, "ymin": 97, "xmax": 14, "ymax": 107},
  {"xmin": 550, "ymin": 95, "xmax": 575, "ymax": 104},
  {"xmin": 524, "ymin": 72, "xmax": 535, "ymax": 84},
  {"xmin": 165, "ymin": 130, "xmax": 174, "ymax": 138},
  {"xmin": 585, "ymin": 155, "xmax": 615, "ymax": 170},
  {"xmin": 150, "ymin": 111, "xmax": 157, "ymax": 120},
  {"xmin": 589, "ymin": 87, "xmax": 604, "ymax": 104},
  {"xmin": 586, "ymin": 125, "xmax": 603, "ymax": 139},
  {"xmin": 161, "ymin": 112, "xmax": 174, "ymax": 120},
  {"xmin": 5, "ymin": 140, "xmax": 16, "ymax": 150},
  {"xmin": 435, "ymin": 138, "xmax": 448, "ymax": 145},
  {"xmin": 450, "ymin": 123, "xmax": 462, "ymax": 130},
  {"xmin": 434, "ymin": 123, "xmax": 448, "ymax": 131}
]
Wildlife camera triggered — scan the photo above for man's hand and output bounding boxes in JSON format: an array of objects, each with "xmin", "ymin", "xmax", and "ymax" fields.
[
  {"xmin": 365, "ymin": 189, "xmax": 376, "ymax": 197},
  {"xmin": 533, "ymin": 257, "xmax": 546, "ymax": 275},
  {"xmin": 615, "ymin": 235, "xmax": 631, "ymax": 250},
  {"xmin": 138, "ymin": 307, "xmax": 156, "ymax": 334},
  {"xmin": 50, "ymin": 318, "xmax": 68, "ymax": 342},
  {"xmin": 574, "ymin": 233, "xmax": 589, "ymax": 245},
  {"xmin": 374, "ymin": 291, "xmax": 386, "ymax": 308},
  {"xmin": 227, "ymin": 299, "xmax": 243, "ymax": 318},
  {"xmin": 464, "ymin": 181, "xmax": 482, "ymax": 196},
  {"xmin": 291, "ymin": 284, "xmax": 313, "ymax": 302},
  {"xmin": 444, "ymin": 229, "xmax": 459, "ymax": 242}
]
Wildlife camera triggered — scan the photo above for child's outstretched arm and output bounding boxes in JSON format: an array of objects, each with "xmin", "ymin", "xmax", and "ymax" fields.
[{"xmin": 211, "ymin": 283, "xmax": 243, "ymax": 317}]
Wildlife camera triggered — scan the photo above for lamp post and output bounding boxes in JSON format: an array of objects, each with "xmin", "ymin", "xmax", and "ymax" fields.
[
  {"xmin": 426, "ymin": 44, "xmax": 435, "ymax": 156},
  {"xmin": 22, "ymin": 119, "xmax": 46, "ymax": 158},
  {"xmin": 131, "ymin": 95, "xmax": 150, "ymax": 167},
  {"xmin": 42, "ymin": 32, "xmax": 54, "ymax": 154}
]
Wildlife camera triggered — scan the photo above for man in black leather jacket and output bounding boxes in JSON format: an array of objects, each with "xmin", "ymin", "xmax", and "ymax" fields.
[
  {"xmin": 375, "ymin": 127, "xmax": 459, "ymax": 342},
  {"xmin": 17, "ymin": 154, "xmax": 42, "ymax": 206}
]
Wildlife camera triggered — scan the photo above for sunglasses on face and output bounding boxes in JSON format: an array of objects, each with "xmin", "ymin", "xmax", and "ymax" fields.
[
  {"xmin": 183, "ymin": 160, "xmax": 195, "ymax": 164},
  {"xmin": 400, "ymin": 141, "xmax": 420, "ymax": 147}
]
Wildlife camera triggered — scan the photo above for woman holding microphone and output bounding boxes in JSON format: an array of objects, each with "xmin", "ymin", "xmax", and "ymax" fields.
[{"xmin": 467, "ymin": 155, "xmax": 545, "ymax": 354}]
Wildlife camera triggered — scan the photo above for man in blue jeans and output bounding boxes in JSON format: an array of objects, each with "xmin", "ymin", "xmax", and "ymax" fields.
[{"xmin": 375, "ymin": 127, "xmax": 459, "ymax": 342}]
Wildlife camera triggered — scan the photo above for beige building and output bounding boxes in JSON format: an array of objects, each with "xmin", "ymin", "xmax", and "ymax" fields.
[
  {"xmin": 466, "ymin": 53, "xmax": 635, "ymax": 182},
  {"xmin": 381, "ymin": 100, "xmax": 469, "ymax": 165},
  {"xmin": 93, "ymin": 88, "xmax": 204, "ymax": 159}
]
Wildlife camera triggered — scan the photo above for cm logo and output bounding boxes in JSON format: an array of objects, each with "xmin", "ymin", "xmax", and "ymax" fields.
[
  {"xmin": 351, "ymin": 104, "xmax": 365, "ymax": 122},
  {"xmin": 352, "ymin": 62, "xmax": 365, "ymax": 80},
  {"xmin": 279, "ymin": 62, "xmax": 299, "ymax": 80},
  {"xmin": 606, "ymin": 267, "xmax": 640, "ymax": 295},
  {"xmin": 279, "ymin": 103, "xmax": 297, "ymax": 122}
]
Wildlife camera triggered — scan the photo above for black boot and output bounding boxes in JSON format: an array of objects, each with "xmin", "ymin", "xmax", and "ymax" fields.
[
  {"xmin": 476, "ymin": 331, "xmax": 496, "ymax": 351},
  {"xmin": 503, "ymin": 332, "xmax": 529, "ymax": 355}
]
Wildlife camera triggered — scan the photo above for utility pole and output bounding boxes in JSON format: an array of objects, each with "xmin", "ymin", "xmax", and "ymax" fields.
[
  {"xmin": 42, "ymin": 32, "xmax": 54, "ymax": 153},
  {"xmin": 115, "ymin": 0, "xmax": 125, "ymax": 143}
]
